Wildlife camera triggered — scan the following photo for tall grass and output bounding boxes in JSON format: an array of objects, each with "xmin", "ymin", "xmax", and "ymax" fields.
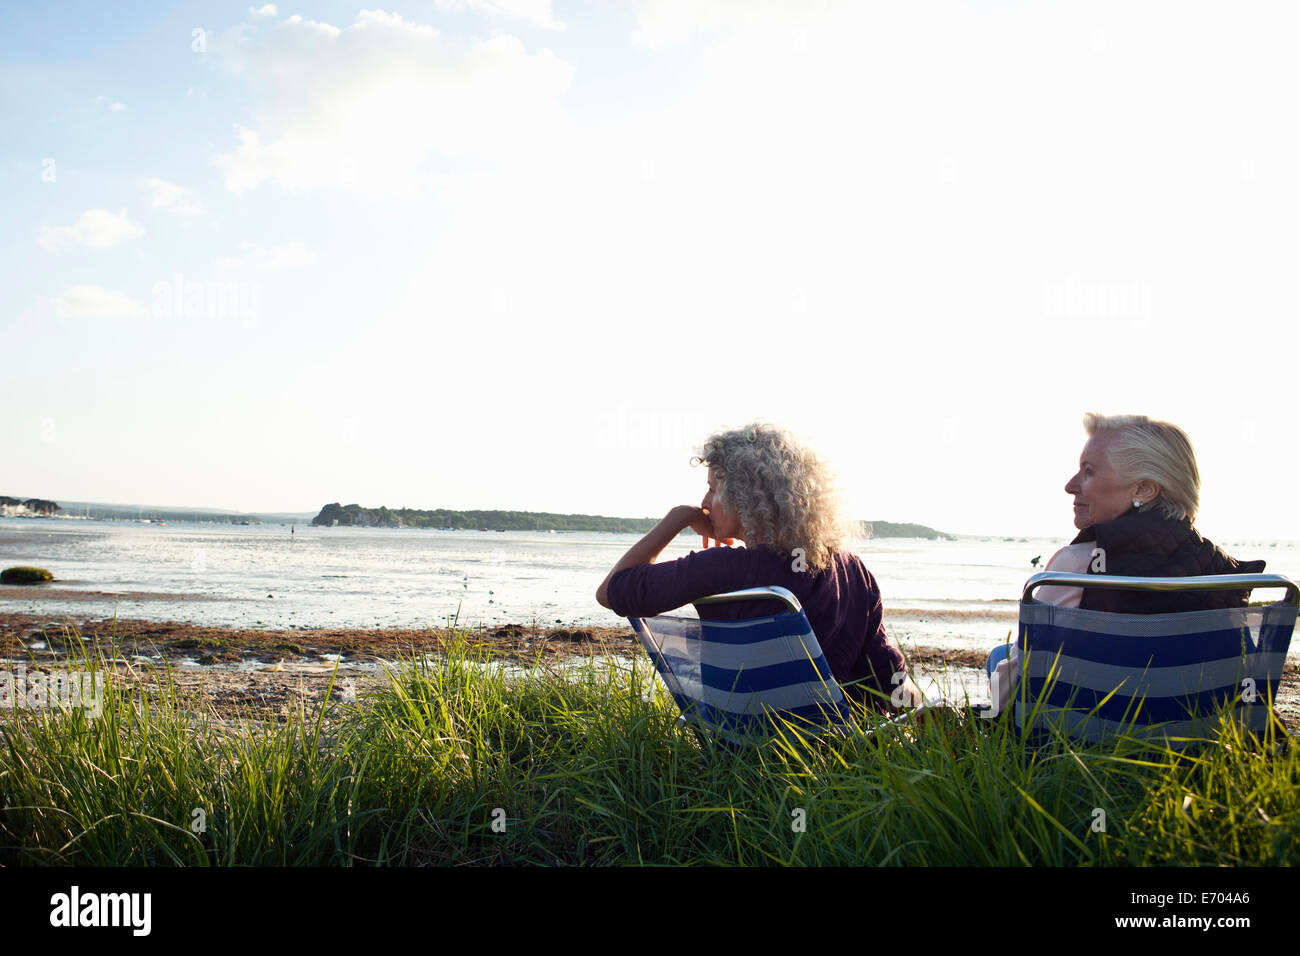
[{"xmin": 1, "ymin": 626, "xmax": 1296, "ymax": 865}]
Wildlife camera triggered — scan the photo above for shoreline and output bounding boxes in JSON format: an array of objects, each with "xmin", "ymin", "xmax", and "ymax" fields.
[
  {"xmin": 3, "ymin": 610, "xmax": 1296, "ymax": 730},
  {"xmin": 0, "ymin": 585, "xmax": 236, "ymax": 602}
]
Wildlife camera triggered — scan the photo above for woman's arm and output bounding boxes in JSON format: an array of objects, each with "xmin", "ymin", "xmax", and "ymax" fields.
[
  {"xmin": 1034, "ymin": 543, "xmax": 1092, "ymax": 607},
  {"xmin": 595, "ymin": 505, "xmax": 715, "ymax": 608}
]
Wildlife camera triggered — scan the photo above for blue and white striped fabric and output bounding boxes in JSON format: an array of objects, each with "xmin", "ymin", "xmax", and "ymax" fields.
[
  {"xmin": 1015, "ymin": 600, "xmax": 1297, "ymax": 744},
  {"xmin": 629, "ymin": 609, "xmax": 852, "ymax": 746}
]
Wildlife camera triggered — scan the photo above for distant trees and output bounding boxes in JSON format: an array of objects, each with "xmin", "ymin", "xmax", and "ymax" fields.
[
  {"xmin": 308, "ymin": 503, "xmax": 948, "ymax": 538},
  {"xmin": 0, "ymin": 497, "xmax": 61, "ymax": 515},
  {"xmin": 310, "ymin": 503, "xmax": 660, "ymax": 532},
  {"xmin": 864, "ymin": 520, "xmax": 948, "ymax": 540},
  {"xmin": 313, "ymin": 503, "xmax": 352, "ymax": 526}
]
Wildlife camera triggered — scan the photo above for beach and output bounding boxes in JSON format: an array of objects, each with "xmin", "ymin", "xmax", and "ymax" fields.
[
  {"xmin": 4, "ymin": 603, "xmax": 1297, "ymax": 730},
  {"xmin": 7, "ymin": 588, "xmax": 1300, "ymax": 870},
  {"xmin": 3, "ymin": 520, "xmax": 1298, "ymax": 728}
]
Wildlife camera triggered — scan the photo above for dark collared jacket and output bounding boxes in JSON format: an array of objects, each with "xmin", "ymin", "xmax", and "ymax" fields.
[{"xmin": 1070, "ymin": 506, "xmax": 1266, "ymax": 613}]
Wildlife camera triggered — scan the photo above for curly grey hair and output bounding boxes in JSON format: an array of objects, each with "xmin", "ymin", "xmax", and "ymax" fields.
[
  {"xmin": 695, "ymin": 422, "xmax": 857, "ymax": 572},
  {"xmin": 1083, "ymin": 412, "xmax": 1201, "ymax": 523}
]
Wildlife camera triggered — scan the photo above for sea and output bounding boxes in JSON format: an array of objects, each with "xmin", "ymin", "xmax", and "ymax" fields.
[{"xmin": 3, "ymin": 517, "xmax": 1299, "ymax": 659}]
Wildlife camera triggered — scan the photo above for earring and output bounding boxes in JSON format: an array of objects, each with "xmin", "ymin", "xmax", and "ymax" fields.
[{"xmin": 1133, "ymin": 499, "xmax": 1143, "ymax": 509}]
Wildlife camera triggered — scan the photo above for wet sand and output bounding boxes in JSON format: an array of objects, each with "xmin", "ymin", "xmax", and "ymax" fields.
[
  {"xmin": 0, "ymin": 611, "xmax": 637, "ymax": 665},
  {"xmin": 888, "ymin": 606, "xmax": 1019, "ymax": 622},
  {"xmin": 0, "ymin": 586, "xmax": 234, "ymax": 602}
]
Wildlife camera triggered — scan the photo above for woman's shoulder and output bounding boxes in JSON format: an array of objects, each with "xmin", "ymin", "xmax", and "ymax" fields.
[
  {"xmin": 1189, "ymin": 527, "xmax": 1267, "ymax": 575},
  {"xmin": 687, "ymin": 543, "xmax": 775, "ymax": 566},
  {"xmin": 1046, "ymin": 542, "xmax": 1096, "ymax": 572},
  {"xmin": 686, "ymin": 546, "xmax": 881, "ymax": 598},
  {"xmin": 659, "ymin": 543, "xmax": 790, "ymax": 584},
  {"xmin": 832, "ymin": 548, "xmax": 868, "ymax": 572},
  {"xmin": 824, "ymin": 549, "xmax": 882, "ymax": 593},
  {"xmin": 1034, "ymin": 543, "xmax": 1092, "ymax": 607}
]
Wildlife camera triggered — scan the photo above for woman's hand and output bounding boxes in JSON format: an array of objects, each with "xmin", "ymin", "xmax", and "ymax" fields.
[
  {"xmin": 668, "ymin": 504, "xmax": 715, "ymax": 540},
  {"xmin": 667, "ymin": 504, "xmax": 735, "ymax": 547}
]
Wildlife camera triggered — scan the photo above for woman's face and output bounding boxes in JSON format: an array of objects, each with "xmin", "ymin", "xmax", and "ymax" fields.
[
  {"xmin": 1064, "ymin": 432, "xmax": 1140, "ymax": 530},
  {"xmin": 702, "ymin": 468, "xmax": 745, "ymax": 542}
]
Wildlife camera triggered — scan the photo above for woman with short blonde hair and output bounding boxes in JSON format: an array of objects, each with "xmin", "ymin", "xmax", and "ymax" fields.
[
  {"xmin": 596, "ymin": 422, "xmax": 919, "ymax": 711},
  {"xmin": 1080, "ymin": 412, "xmax": 1200, "ymax": 523},
  {"xmin": 1039, "ymin": 412, "xmax": 1263, "ymax": 613},
  {"xmin": 987, "ymin": 412, "xmax": 1266, "ymax": 710}
]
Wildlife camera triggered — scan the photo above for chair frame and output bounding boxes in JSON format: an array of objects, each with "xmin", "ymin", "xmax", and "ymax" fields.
[
  {"xmin": 1012, "ymin": 571, "xmax": 1299, "ymax": 743},
  {"xmin": 1020, "ymin": 571, "xmax": 1300, "ymax": 607},
  {"xmin": 629, "ymin": 585, "xmax": 855, "ymax": 746}
]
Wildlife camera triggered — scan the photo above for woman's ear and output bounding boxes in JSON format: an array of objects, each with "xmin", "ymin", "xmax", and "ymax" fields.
[{"xmin": 1133, "ymin": 479, "xmax": 1162, "ymax": 506}]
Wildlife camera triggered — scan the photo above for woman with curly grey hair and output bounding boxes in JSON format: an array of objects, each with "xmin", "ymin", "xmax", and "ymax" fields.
[{"xmin": 596, "ymin": 422, "xmax": 920, "ymax": 711}]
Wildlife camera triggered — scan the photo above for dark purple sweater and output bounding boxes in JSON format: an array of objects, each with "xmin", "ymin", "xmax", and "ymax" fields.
[{"xmin": 606, "ymin": 545, "xmax": 907, "ymax": 709}]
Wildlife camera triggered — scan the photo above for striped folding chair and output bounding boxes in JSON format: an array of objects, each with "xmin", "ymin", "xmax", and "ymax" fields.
[
  {"xmin": 1014, "ymin": 572, "xmax": 1299, "ymax": 745},
  {"xmin": 627, "ymin": 586, "xmax": 856, "ymax": 747}
]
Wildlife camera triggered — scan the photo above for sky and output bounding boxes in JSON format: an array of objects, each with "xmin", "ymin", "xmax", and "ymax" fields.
[{"xmin": 2, "ymin": 1, "xmax": 1298, "ymax": 541}]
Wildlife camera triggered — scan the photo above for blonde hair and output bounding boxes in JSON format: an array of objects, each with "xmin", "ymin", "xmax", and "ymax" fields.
[
  {"xmin": 1083, "ymin": 412, "xmax": 1201, "ymax": 523},
  {"xmin": 695, "ymin": 422, "xmax": 857, "ymax": 572}
]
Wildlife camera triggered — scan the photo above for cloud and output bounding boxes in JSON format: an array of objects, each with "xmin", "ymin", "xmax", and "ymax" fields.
[
  {"xmin": 249, "ymin": 4, "xmax": 277, "ymax": 16},
  {"xmin": 631, "ymin": 0, "xmax": 754, "ymax": 48},
  {"xmin": 211, "ymin": 8, "xmax": 574, "ymax": 195},
  {"xmin": 214, "ymin": 239, "xmax": 315, "ymax": 270},
  {"xmin": 142, "ymin": 178, "xmax": 205, "ymax": 215},
  {"xmin": 629, "ymin": 0, "xmax": 822, "ymax": 48},
  {"xmin": 93, "ymin": 95, "xmax": 126, "ymax": 111},
  {"xmin": 38, "ymin": 209, "xmax": 145, "ymax": 250},
  {"xmin": 47, "ymin": 285, "xmax": 150, "ymax": 319},
  {"xmin": 434, "ymin": 0, "xmax": 564, "ymax": 30}
]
